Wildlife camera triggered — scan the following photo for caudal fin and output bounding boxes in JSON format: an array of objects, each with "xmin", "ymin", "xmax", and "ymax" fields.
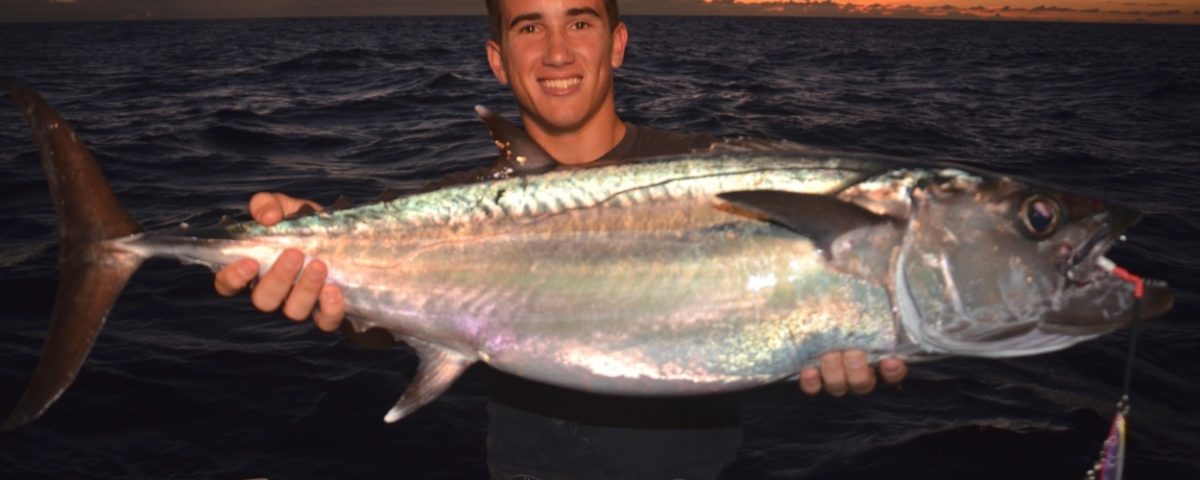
[{"xmin": 1, "ymin": 79, "xmax": 144, "ymax": 430}]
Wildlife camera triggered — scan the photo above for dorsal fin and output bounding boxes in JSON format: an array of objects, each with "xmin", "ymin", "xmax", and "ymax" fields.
[
  {"xmin": 405, "ymin": 107, "xmax": 560, "ymax": 194},
  {"xmin": 717, "ymin": 190, "xmax": 891, "ymax": 251},
  {"xmin": 474, "ymin": 105, "xmax": 556, "ymax": 175}
]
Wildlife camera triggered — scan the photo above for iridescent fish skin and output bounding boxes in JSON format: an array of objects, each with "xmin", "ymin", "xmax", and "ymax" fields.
[
  {"xmin": 2, "ymin": 79, "xmax": 1172, "ymax": 429},
  {"xmin": 140, "ymin": 155, "xmax": 894, "ymax": 395},
  {"xmin": 122, "ymin": 154, "xmax": 1168, "ymax": 415}
]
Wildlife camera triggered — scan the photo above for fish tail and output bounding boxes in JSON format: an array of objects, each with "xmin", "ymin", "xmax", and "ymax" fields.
[{"xmin": 1, "ymin": 78, "xmax": 144, "ymax": 430}]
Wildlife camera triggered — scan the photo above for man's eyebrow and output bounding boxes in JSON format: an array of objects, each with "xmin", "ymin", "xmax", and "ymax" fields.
[
  {"xmin": 508, "ymin": 8, "xmax": 601, "ymax": 30},
  {"xmin": 508, "ymin": 12, "xmax": 542, "ymax": 29},
  {"xmin": 566, "ymin": 7, "xmax": 602, "ymax": 18}
]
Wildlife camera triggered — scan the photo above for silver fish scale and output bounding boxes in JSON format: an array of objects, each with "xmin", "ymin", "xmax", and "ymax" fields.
[
  {"xmin": 310, "ymin": 156, "xmax": 892, "ymax": 391},
  {"xmin": 131, "ymin": 155, "xmax": 911, "ymax": 397},
  {"xmin": 179, "ymin": 156, "xmax": 1132, "ymax": 398}
]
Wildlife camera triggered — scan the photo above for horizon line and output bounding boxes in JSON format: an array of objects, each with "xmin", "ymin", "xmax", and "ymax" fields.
[{"xmin": 2, "ymin": 12, "xmax": 1199, "ymax": 27}]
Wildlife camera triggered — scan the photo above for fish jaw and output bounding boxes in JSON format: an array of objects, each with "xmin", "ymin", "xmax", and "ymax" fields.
[{"xmin": 1042, "ymin": 205, "xmax": 1172, "ymax": 334}]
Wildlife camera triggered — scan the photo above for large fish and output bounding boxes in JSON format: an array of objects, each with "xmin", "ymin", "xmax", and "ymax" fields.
[{"xmin": 1, "ymin": 79, "xmax": 1172, "ymax": 430}]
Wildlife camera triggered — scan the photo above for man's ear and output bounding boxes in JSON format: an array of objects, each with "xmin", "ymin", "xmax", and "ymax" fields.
[
  {"xmin": 610, "ymin": 22, "xmax": 628, "ymax": 69},
  {"xmin": 487, "ymin": 40, "xmax": 509, "ymax": 85}
]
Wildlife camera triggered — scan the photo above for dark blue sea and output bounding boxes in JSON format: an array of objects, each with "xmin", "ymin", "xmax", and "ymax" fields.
[{"xmin": 2, "ymin": 16, "xmax": 1199, "ymax": 479}]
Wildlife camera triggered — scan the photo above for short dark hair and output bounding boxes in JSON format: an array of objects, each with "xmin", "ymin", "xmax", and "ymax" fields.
[{"xmin": 486, "ymin": 0, "xmax": 621, "ymax": 43}]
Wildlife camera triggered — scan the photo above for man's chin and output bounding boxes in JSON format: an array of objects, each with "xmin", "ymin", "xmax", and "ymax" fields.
[{"xmin": 527, "ymin": 111, "xmax": 590, "ymax": 135}]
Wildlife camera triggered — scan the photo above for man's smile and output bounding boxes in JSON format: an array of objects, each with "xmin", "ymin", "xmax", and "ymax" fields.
[{"xmin": 540, "ymin": 76, "xmax": 582, "ymax": 94}]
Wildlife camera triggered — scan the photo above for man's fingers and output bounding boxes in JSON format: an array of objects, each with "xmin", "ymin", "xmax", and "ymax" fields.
[
  {"xmin": 249, "ymin": 192, "xmax": 285, "ymax": 226},
  {"xmin": 800, "ymin": 352, "xmax": 906, "ymax": 398},
  {"xmin": 251, "ymin": 249, "xmax": 304, "ymax": 312},
  {"xmin": 843, "ymin": 350, "xmax": 877, "ymax": 395},
  {"xmin": 313, "ymin": 285, "xmax": 345, "ymax": 332},
  {"xmin": 214, "ymin": 258, "xmax": 260, "ymax": 297},
  {"xmin": 879, "ymin": 358, "xmax": 908, "ymax": 385},
  {"xmin": 250, "ymin": 192, "xmax": 322, "ymax": 226},
  {"xmin": 282, "ymin": 260, "xmax": 327, "ymax": 322},
  {"xmin": 818, "ymin": 351, "xmax": 849, "ymax": 397},
  {"xmin": 798, "ymin": 367, "xmax": 822, "ymax": 396}
]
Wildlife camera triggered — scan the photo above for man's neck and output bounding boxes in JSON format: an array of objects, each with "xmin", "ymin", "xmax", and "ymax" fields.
[{"xmin": 522, "ymin": 108, "xmax": 627, "ymax": 166}]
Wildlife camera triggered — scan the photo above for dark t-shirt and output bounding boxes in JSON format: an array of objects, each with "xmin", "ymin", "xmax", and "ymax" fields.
[
  {"xmin": 486, "ymin": 124, "xmax": 742, "ymax": 480},
  {"xmin": 596, "ymin": 123, "xmax": 719, "ymax": 162}
]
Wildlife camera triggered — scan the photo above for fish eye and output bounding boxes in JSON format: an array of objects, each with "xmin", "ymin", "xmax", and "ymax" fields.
[{"xmin": 1018, "ymin": 194, "xmax": 1062, "ymax": 238}]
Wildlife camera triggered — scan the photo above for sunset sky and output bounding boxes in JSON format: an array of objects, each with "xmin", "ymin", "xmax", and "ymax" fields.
[{"xmin": 1, "ymin": 0, "xmax": 1198, "ymax": 24}]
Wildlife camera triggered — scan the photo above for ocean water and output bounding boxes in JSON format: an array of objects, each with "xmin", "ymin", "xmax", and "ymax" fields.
[{"xmin": 1, "ymin": 16, "xmax": 1199, "ymax": 479}]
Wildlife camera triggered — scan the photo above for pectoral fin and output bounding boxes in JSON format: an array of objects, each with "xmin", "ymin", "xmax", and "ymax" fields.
[
  {"xmin": 383, "ymin": 341, "xmax": 474, "ymax": 423},
  {"xmin": 475, "ymin": 105, "xmax": 556, "ymax": 174},
  {"xmin": 716, "ymin": 190, "xmax": 892, "ymax": 251}
]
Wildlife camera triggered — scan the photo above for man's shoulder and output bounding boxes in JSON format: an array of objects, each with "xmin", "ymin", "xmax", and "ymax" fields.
[{"xmin": 600, "ymin": 124, "xmax": 718, "ymax": 162}]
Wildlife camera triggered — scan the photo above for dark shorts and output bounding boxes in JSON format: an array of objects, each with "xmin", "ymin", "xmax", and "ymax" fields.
[{"xmin": 486, "ymin": 370, "xmax": 744, "ymax": 480}]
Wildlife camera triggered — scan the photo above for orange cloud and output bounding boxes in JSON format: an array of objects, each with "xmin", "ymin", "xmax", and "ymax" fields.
[{"xmin": 702, "ymin": 0, "xmax": 1200, "ymax": 24}]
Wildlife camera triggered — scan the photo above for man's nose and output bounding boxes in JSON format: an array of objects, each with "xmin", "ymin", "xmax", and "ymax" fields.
[{"xmin": 542, "ymin": 29, "xmax": 574, "ymax": 66}]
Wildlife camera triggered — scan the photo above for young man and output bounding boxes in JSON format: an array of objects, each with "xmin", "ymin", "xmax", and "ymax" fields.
[{"xmin": 215, "ymin": 0, "xmax": 907, "ymax": 476}]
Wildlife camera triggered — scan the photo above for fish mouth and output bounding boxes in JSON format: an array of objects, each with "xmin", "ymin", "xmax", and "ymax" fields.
[
  {"xmin": 1044, "ymin": 268, "xmax": 1174, "ymax": 334},
  {"xmin": 1048, "ymin": 206, "xmax": 1173, "ymax": 330},
  {"xmin": 1059, "ymin": 207, "xmax": 1140, "ymax": 283}
]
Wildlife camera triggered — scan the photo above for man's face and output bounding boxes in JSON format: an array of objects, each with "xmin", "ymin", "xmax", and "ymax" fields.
[{"xmin": 487, "ymin": 0, "xmax": 627, "ymax": 134}]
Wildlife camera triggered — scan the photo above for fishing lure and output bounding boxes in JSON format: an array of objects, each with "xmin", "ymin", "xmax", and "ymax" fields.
[{"xmin": 1085, "ymin": 257, "xmax": 1147, "ymax": 480}]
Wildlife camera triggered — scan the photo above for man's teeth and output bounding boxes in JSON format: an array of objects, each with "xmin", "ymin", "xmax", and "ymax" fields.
[{"xmin": 541, "ymin": 77, "xmax": 580, "ymax": 90}]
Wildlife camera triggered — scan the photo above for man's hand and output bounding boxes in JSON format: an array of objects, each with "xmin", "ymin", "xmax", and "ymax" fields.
[
  {"xmin": 213, "ymin": 192, "xmax": 346, "ymax": 332},
  {"xmin": 799, "ymin": 351, "xmax": 907, "ymax": 397}
]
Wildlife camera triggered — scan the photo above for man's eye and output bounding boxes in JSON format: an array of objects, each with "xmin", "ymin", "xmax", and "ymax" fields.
[
  {"xmin": 570, "ymin": 21, "xmax": 591, "ymax": 30},
  {"xmin": 518, "ymin": 24, "xmax": 539, "ymax": 34}
]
